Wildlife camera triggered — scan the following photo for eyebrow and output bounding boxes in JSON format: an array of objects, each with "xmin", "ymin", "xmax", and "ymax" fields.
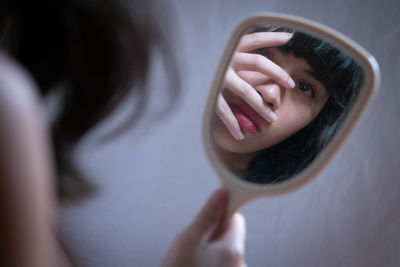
[
  {"xmin": 304, "ymin": 70, "xmax": 323, "ymax": 85},
  {"xmin": 303, "ymin": 70, "xmax": 328, "ymax": 92}
]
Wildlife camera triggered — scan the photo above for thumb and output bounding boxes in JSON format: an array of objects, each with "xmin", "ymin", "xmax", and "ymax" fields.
[
  {"xmin": 188, "ymin": 190, "xmax": 228, "ymax": 238},
  {"xmin": 218, "ymin": 213, "xmax": 246, "ymax": 253}
]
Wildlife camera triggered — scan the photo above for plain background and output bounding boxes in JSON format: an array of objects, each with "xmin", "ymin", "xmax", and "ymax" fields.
[{"xmin": 58, "ymin": 0, "xmax": 400, "ymax": 266}]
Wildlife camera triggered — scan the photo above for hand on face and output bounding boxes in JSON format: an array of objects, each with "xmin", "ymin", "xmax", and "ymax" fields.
[{"xmin": 216, "ymin": 32, "xmax": 295, "ymax": 141}]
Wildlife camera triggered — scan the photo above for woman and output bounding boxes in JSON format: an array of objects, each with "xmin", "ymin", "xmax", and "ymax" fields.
[
  {"xmin": 0, "ymin": 0, "xmax": 246, "ymax": 266},
  {"xmin": 214, "ymin": 26, "xmax": 362, "ymax": 184}
]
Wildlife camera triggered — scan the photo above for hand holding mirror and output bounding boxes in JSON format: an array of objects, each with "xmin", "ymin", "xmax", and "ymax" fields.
[{"xmin": 203, "ymin": 13, "xmax": 380, "ymax": 223}]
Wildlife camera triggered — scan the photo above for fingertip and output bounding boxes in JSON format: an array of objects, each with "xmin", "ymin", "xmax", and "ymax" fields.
[
  {"xmin": 233, "ymin": 130, "xmax": 245, "ymax": 140},
  {"xmin": 232, "ymin": 213, "xmax": 246, "ymax": 233},
  {"xmin": 287, "ymin": 77, "xmax": 295, "ymax": 88},
  {"xmin": 220, "ymin": 212, "xmax": 246, "ymax": 253},
  {"xmin": 223, "ymin": 212, "xmax": 246, "ymax": 238},
  {"xmin": 208, "ymin": 189, "xmax": 228, "ymax": 208},
  {"xmin": 267, "ymin": 110, "xmax": 277, "ymax": 122},
  {"xmin": 285, "ymin": 32, "xmax": 294, "ymax": 41}
]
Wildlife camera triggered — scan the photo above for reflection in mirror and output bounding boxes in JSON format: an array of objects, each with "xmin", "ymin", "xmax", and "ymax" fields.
[{"xmin": 212, "ymin": 25, "xmax": 363, "ymax": 185}]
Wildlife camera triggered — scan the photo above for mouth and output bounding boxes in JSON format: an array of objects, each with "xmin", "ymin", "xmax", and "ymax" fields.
[{"xmin": 230, "ymin": 103, "xmax": 262, "ymax": 134}]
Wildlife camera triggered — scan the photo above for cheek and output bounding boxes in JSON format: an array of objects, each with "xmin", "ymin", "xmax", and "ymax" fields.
[{"xmin": 277, "ymin": 103, "xmax": 314, "ymax": 135}]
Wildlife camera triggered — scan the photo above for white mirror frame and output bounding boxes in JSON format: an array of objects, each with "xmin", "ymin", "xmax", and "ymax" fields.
[{"xmin": 202, "ymin": 13, "xmax": 380, "ymax": 219}]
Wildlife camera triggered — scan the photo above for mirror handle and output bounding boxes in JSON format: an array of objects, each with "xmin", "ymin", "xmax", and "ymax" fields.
[{"xmin": 211, "ymin": 184, "xmax": 253, "ymax": 239}]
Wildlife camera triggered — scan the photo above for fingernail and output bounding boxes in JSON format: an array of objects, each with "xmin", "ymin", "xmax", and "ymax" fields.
[
  {"xmin": 268, "ymin": 110, "xmax": 277, "ymax": 122},
  {"xmin": 287, "ymin": 77, "xmax": 295, "ymax": 88},
  {"xmin": 234, "ymin": 131, "xmax": 244, "ymax": 140}
]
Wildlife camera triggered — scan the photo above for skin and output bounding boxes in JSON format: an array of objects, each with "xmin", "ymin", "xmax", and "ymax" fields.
[
  {"xmin": 163, "ymin": 190, "xmax": 247, "ymax": 267},
  {"xmin": 214, "ymin": 32, "xmax": 329, "ymax": 172},
  {"xmin": 215, "ymin": 32, "xmax": 296, "ymax": 141},
  {"xmin": 0, "ymin": 45, "xmax": 246, "ymax": 267},
  {"xmin": 0, "ymin": 51, "xmax": 70, "ymax": 267}
]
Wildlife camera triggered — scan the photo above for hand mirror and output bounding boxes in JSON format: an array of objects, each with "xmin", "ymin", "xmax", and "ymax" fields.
[{"xmin": 202, "ymin": 13, "xmax": 380, "ymax": 221}]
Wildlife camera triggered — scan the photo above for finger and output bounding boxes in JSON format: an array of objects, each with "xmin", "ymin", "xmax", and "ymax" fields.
[
  {"xmin": 188, "ymin": 190, "xmax": 227, "ymax": 238},
  {"xmin": 237, "ymin": 71, "xmax": 282, "ymax": 109},
  {"xmin": 232, "ymin": 52, "xmax": 295, "ymax": 89},
  {"xmin": 218, "ymin": 213, "xmax": 246, "ymax": 253},
  {"xmin": 237, "ymin": 71, "xmax": 269, "ymax": 87},
  {"xmin": 224, "ymin": 69, "xmax": 277, "ymax": 123},
  {"xmin": 216, "ymin": 94, "xmax": 244, "ymax": 140},
  {"xmin": 237, "ymin": 32, "xmax": 293, "ymax": 52},
  {"xmin": 212, "ymin": 213, "xmax": 247, "ymax": 266}
]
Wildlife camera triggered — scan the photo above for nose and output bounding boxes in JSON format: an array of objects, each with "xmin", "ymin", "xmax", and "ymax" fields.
[{"xmin": 257, "ymin": 82, "xmax": 281, "ymax": 110}]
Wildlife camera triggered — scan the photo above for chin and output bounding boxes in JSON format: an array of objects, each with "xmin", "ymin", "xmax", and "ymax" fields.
[{"xmin": 212, "ymin": 127, "xmax": 260, "ymax": 154}]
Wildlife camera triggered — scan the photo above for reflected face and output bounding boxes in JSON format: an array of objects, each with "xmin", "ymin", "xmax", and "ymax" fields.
[{"xmin": 213, "ymin": 48, "xmax": 329, "ymax": 154}]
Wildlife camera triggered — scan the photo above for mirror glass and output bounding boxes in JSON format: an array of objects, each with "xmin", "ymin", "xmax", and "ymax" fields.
[{"xmin": 212, "ymin": 25, "xmax": 363, "ymax": 185}]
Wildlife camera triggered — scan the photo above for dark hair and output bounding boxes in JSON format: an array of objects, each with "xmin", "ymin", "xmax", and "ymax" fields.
[
  {"xmin": 1, "ymin": 0, "xmax": 180, "ymax": 200},
  {"xmin": 242, "ymin": 26, "xmax": 362, "ymax": 184}
]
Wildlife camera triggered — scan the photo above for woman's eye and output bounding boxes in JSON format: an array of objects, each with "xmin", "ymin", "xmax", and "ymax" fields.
[{"xmin": 297, "ymin": 81, "xmax": 314, "ymax": 96}]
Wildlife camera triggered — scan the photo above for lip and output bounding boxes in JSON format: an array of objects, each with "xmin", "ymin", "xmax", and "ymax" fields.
[{"xmin": 230, "ymin": 103, "xmax": 262, "ymax": 134}]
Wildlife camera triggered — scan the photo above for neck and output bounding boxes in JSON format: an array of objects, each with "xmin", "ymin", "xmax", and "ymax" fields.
[{"xmin": 215, "ymin": 146, "xmax": 255, "ymax": 175}]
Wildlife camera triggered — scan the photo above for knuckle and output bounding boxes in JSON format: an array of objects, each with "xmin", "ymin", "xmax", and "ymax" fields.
[
  {"xmin": 230, "ymin": 53, "xmax": 240, "ymax": 66},
  {"xmin": 253, "ymin": 54, "xmax": 266, "ymax": 69},
  {"xmin": 247, "ymin": 33, "xmax": 260, "ymax": 47},
  {"xmin": 224, "ymin": 70, "xmax": 236, "ymax": 88},
  {"xmin": 249, "ymin": 32, "xmax": 267, "ymax": 47},
  {"xmin": 216, "ymin": 103, "xmax": 227, "ymax": 118},
  {"xmin": 235, "ymin": 85, "xmax": 249, "ymax": 98}
]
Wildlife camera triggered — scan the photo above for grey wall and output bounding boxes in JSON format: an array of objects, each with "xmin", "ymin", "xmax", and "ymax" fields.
[{"xmin": 58, "ymin": 0, "xmax": 400, "ymax": 266}]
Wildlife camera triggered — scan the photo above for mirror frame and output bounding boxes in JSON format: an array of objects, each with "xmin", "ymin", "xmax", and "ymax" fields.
[{"xmin": 202, "ymin": 13, "xmax": 380, "ymax": 216}]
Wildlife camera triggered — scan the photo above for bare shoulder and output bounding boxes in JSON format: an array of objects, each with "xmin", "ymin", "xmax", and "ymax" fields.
[
  {"xmin": 0, "ymin": 50, "xmax": 42, "ymax": 118},
  {"xmin": 0, "ymin": 51, "xmax": 56, "ymax": 267},
  {"xmin": 0, "ymin": 49, "xmax": 52, "ymax": 180}
]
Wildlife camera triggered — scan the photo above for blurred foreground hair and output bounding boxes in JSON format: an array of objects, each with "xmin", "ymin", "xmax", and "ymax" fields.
[{"xmin": 1, "ymin": 0, "xmax": 180, "ymax": 201}]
